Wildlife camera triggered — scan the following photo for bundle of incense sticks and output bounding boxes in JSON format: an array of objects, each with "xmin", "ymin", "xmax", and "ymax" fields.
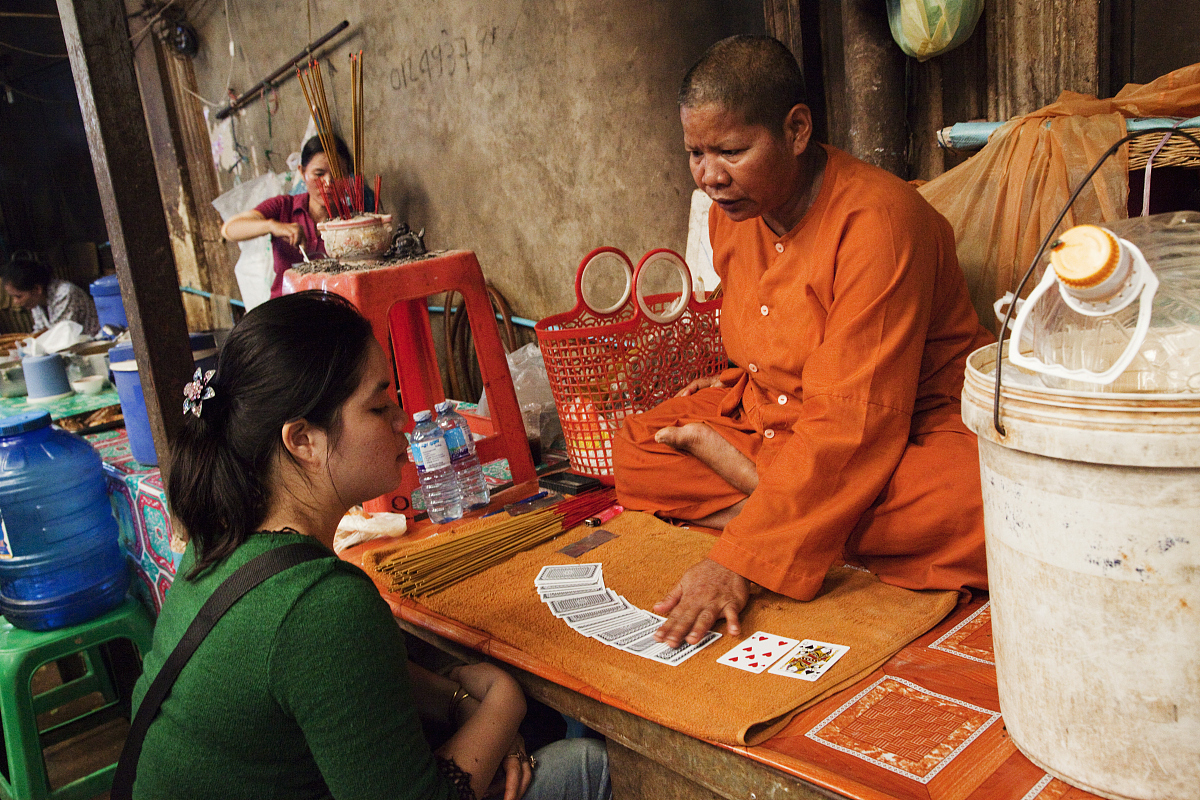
[
  {"xmin": 296, "ymin": 59, "xmax": 343, "ymax": 183},
  {"xmin": 297, "ymin": 55, "xmax": 383, "ymax": 221},
  {"xmin": 377, "ymin": 489, "xmax": 618, "ymax": 597}
]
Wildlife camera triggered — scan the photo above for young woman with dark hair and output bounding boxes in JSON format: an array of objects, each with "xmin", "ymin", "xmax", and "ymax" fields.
[
  {"xmin": 220, "ymin": 135, "xmax": 358, "ymax": 298},
  {"xmin": 132, "ymin": 291, "xmax": 610, "ymax": 800},
  {"xmin": 0, "ymin": 257, "xmax": 99, "ymax": 335}
]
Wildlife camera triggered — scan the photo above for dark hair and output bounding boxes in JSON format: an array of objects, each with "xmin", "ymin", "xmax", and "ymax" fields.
[
  {"xmin": 678, "ymin": 35, "xmax": 807, "ymax": 133},
  {"xmin": 0, "ymin": 258, "xmax": 52, "ymax": 292},
  {"xmin": 167, "ymin": 291, "xmax": 375, "ymax": 576},
  {"xmin": 300, "ymin": 134, "xmax": 353, "ymax": 172}
]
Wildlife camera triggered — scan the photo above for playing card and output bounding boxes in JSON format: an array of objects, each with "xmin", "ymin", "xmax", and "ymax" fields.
[
  {"xmin": 716, "ymin": 631, "xmax": 799, "ymax": 674},
  {"xmin": 535, "ymin": 564, "xmax": 602, "ymax": 585},
  {"xmin": 562, "ymin": 596, "xmax": 633, "ymax": 629},
  {"xmin": 593, "ymin": 611, "xmax": 664, "ymax": 647},
  {"xmin": 619, "ymin": 631, "xmax": 670, "ymax": 657},
  {"xmin": 570, "ymin": 607, "xmax": 645, "ymax": 637},
  {"xmin": 538, "ymin": 582, "xmax": 605, "ymax": 601},
  {"xmin": 547, "ymin": 588, "xmax": 621, "ymax": 618},
  {"xmin": 648, "ymin": 631, "xmax": 722, "ymax": 666},
  {"xmin": 767, "ymin": 640, "xmax": 850, "ymax": 681}
]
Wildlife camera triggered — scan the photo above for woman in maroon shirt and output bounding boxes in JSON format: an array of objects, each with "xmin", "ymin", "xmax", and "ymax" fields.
[{"xmin": 220, "ymin": 136, "xmax": 351, "ymax": 297}]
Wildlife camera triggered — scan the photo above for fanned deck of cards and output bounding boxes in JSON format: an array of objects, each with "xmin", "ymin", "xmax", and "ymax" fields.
[{"xmin": 534, "ymin": 563, "xmax": 721, "ymax": 666}]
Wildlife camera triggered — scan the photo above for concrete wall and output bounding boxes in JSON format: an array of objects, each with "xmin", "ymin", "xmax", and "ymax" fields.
[{"xmin": 188, "ymin": 0, "xmax": 763, "ymax": 320}]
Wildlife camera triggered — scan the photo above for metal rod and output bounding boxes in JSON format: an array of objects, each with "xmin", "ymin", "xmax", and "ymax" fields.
[{"xmin": 214, "ymin": 20, "xmax": 349, "ymax": 120}]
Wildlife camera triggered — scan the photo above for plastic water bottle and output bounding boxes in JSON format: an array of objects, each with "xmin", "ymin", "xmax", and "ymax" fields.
[
  {"xmin": 1010, "ymin": 211, "xmax": 1200, "ymax": 393},
  {"xmin": 0, "ymin": 410, "xmax": 130, "ymax": 630},
  {"xmin": 410, "ymin": 410, "xmax": 463, "ymax": 524},
  {"xmin": 435, "ymin": 400, "xmax": 490, "ymax": 511}
]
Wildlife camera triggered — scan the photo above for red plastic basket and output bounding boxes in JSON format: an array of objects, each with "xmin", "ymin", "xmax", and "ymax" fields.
[{"xmin": 534, "ymin": 247, "xmax": 726, "ymax": 482}]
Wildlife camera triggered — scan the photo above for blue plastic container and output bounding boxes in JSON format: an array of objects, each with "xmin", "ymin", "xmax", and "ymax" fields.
[
  {"xmin": 0, "ymin": 410, "xmax": 129, "ymax": 631},
  {"xmin": 89, "ymin": 275, "xmax": 128, "ymax": 330},
  {"xmin": 109, "ymin": 333, "xmax": 218, "ymax": 465}
]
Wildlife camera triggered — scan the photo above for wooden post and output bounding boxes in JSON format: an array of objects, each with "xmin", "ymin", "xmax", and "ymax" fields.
[
  {"xmin": 763, "ymin": 0, "xmax": 828, "ymax": 144},
  {"xmin": 987, "ymin": 0, "xmax": 1102, "ymax": 120},
  {"xmin": 819, "ymin": 0, "xmax": 909, "ymax": 177},
  {"xmin": 57, "ymin": 0, "xmax": 194, "ymax": 477}
]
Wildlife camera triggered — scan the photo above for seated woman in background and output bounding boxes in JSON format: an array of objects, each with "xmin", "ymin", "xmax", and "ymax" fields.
[
  {"xmin": 130, "ymin": 291, "xmax": 610, "ymax": 800},
  {"xmin": 0, "ymin": 257, "xmax": 99, "ymax": 336},
  {"xmin": 220, "ymin": 135, "xmax": 357, "ymax": 298}
]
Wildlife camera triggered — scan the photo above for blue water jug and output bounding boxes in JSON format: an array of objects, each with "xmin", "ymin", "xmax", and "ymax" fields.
[{"xmin": 0, "ymin": 410, "xmax": 129, "ymax": 630}]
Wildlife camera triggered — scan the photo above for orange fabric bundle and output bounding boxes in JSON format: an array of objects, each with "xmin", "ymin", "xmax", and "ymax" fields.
[{"xmin": 919, "ymin": 63, "xmax": 1200, "ymax": 333}]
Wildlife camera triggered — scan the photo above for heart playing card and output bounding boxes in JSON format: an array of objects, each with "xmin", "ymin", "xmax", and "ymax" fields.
[{"xmin": 715, "ymin": 631, "xmax": 799, "ymax": 674}]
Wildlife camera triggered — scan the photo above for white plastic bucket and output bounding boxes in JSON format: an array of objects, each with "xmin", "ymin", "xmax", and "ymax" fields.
[{"xmin": 962, "ymin": 344, "xmax": 1200, "ymax": 800}]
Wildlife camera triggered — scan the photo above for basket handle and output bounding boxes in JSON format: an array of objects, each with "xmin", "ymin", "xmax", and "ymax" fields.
[
  {"xmin": 574, "ymin": 247, "xmax": 635, "ymax": 316},
  {"xmin": 632, "ymin": 249, "xmax": 695, "ymax": 324}
]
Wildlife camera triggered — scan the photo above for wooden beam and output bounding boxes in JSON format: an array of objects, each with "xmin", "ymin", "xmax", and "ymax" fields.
[{"xmin": 57, "ymin": 0, "xmax": 194, "ymax": 477}]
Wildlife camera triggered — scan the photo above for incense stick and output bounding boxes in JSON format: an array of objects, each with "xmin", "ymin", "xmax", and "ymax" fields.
[{"xmin": 378, "ymin": 489, "xmax": 617, "ymax": 597}]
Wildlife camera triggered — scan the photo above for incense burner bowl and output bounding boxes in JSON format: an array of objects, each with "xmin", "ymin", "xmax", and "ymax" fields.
[{"xmin": 318, "ymin": 213, "xmax": 394, "ymax": 261}]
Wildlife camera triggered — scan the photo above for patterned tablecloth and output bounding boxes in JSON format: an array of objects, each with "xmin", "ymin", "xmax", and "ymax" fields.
[{"xmin": 84, "ymin": 428, "xmax": 181, "ymax": 613}]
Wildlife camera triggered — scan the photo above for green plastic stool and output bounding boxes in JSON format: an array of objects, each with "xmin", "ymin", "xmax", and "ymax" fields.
[{"xmin": 0, "ymin": 597, "xmax": 154, "ymax": 800}]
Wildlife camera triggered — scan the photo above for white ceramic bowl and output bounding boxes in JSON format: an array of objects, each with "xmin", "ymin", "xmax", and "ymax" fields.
[
  {"xmin": 70, "ymin": 375, "xmax": 108, "ymax": 395},
  {"xmin": 317, "ymin": 213, "xmax": 394, "ymax": 260}
]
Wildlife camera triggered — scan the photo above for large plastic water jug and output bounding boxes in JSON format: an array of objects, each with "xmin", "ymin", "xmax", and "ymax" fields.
[
  {"xmin": 1010, "ymin": 211, "xmax": 1200, "ymax": 392},
  {"xmin": 0, "ymin": 410, "xmax": 130, "ymax": 631}
]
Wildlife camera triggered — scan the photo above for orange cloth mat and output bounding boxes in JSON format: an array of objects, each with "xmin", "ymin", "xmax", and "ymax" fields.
[{"xmin": 365, "ymin": 511, "xmax": 957, "ymax": 746}]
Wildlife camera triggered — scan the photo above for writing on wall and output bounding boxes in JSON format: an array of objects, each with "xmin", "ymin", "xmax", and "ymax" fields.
[{"xmin": 389, "ymin": 24, "xmax": 502, "ymax": 91}]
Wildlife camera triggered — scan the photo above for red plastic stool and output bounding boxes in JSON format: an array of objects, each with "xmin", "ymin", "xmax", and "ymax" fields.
[{"xmin": 284, "ymin": 251, "xmax": 536, "ymax": 516}]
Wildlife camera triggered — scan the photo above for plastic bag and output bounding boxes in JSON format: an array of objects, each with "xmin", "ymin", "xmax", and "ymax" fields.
[
  {"xmin": 477, "ymin": 343, "xmax": 562, "ymax": 452},
  {"xmin": 886, "ymin": 0, "xmax": 982, "ymax": 61},
  {"xmin": 211, "ymin": 171, "xmax": 285, "ymax": 311},
  {"xmin": 918, "ymin": 63, "xmax": 1200, "ymax": 334}
]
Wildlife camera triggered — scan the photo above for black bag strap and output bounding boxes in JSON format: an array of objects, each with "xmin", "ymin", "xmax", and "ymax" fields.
[{"xmin": 111, "ymin": 540, "xmax": 329, "ymax": 800}]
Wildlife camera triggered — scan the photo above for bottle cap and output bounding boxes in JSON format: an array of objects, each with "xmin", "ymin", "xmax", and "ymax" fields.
[
  {"xmin": 435, "ymin": 400, "xmax": 452, "ymax": 412},
  {"xmin": 0, "ymin": 409, "xmax": 51, "ymax": 437},
  {"xmin": 1050, "ymin": 225, "xmax": 1122, "ymax": 289},
  {"xmin": 413, "ymin": 410, "xmax": 432, "ymax": 422}
]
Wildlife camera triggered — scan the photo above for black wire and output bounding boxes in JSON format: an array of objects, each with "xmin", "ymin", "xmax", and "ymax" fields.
[{"xmin": 991, "ymin": 126, "xmax": 1200, "ymax": 436}]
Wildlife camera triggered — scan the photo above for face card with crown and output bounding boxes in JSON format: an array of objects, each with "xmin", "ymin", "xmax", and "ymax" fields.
[{"xmin": 715, "ymin": 631, "xmax": 799, "ymax": 674}]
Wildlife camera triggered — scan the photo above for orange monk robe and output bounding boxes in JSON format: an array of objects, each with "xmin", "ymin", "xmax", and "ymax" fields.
[{"xmin": 613, "ymin": 145, "xmax": 993, "ymax": 602}]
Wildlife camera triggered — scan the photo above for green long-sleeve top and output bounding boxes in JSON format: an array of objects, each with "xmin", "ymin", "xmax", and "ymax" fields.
[{"xmin": 130, "ymin": 531, "xmax": 456, "ymax": 800}]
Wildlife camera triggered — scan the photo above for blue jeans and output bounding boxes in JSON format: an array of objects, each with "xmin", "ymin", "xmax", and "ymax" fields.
[{"xmin": 525, "ymin": 739, "xmax": 611, "ymax": 800}]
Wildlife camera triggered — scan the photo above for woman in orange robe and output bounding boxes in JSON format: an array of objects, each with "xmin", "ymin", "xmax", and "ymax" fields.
[{"xmin": 612, "ymin": 35, "xmax": 991, "ymax": 648}]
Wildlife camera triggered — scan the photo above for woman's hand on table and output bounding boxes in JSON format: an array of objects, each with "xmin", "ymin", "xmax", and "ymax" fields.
[
  {"xmin": 675, "ymin": 375, "xmax": 726, "ymax": 397},
  {"xmin": 653, "ymin": 558, "xmax": 749, "ymax": 647}
]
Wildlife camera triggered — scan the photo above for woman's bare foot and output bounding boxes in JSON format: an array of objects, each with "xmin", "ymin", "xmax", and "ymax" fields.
[{"xmin": 654, "ymin": 423, "xmax": 758, "ymax": 495}]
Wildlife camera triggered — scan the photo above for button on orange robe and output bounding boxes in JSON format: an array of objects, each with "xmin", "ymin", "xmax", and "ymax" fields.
[{"xmin": 613, "ymin": 145, "xmax": 992, "ymax": 602}]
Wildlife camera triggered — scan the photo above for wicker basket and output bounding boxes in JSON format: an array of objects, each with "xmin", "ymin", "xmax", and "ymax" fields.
[
  {"xmin": 535, "ymin": 248, "xmax": 726, "ymax": 481},
  {"xmin": 1127, "ymin": 129, "xmax": 1200, "ymax": 170}
]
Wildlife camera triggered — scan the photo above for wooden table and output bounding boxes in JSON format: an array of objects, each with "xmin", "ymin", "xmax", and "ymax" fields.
[{"xmin": 346, "ymin": 482, "xmax": 1103, "ymax": 800}]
